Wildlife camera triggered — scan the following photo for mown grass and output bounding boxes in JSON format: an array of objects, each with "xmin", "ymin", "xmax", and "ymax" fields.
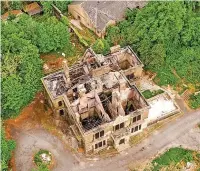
[{"xmin": 152, "ymin": 147, "xmax": 198, "ymax": 171}]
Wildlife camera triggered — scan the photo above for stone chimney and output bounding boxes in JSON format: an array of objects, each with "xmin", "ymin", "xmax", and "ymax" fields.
[{"xmin": 62, "ymin": 60, "xmax": 70, "ymax": 83}]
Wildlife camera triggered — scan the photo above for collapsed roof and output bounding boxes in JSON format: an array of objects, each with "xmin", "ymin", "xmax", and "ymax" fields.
[{"xmin": 42, "ymin": 46, "xmax": 149, "ymax": 132}]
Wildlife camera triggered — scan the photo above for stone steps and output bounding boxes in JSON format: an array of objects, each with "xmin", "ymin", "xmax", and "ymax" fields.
[{"xmin": 181, "ymin": 90, "xmax": 192, "ymax": 101}]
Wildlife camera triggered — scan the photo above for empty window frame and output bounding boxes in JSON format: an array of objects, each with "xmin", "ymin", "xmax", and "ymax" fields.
[
  {"xmin": 127, "ymin": 74, "xmax": 134, "ymax": 80},
  {"xmin": 58, "ymin": 101, "xmax": 62, "ymax": 107},
  {"xmin": 115, "ymin": 122, "xmax": 124, "ymax": 131},
  {"xmin": 95, "ymin": 130, "xmax": 104, "ymax": 139},
  {"xmin": 94, "ymin": 140, "xmax": 106, "ymax": 149},
  {"xmin": 119, "ymin": 138, "xmax": 125, "ymax": 145},
  {"xmin": 59, "ymin": 109, "xmax": 64, "ymax": 116},
  {"xmin": 133, "ymin": 115, "xmax": 141, "ymax": 123},
  {"xmin": 131, "ymin": 124, "xmax": 141, "ymax": 133}
]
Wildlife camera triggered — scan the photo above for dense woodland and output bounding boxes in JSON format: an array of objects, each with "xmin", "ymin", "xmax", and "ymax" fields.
[
  {"xmin": 1, "ymin": 1, "xmax": 200, "ymax": 170},
  {"xmin": 2, "ymin": 14, "xmax": 71, "ymax": 119},
  {"xmin": 105, "ymin": 1, "xmax": 200, "ymax": 86},
  {"xmin": 1, "ymin": 2, "xmax": 72, "ymax": 170}
]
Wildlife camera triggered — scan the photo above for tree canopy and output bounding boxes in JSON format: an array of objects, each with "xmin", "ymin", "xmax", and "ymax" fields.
[
  {"xmin": 1, "ymin": 14, "xmax": 72, "ymax": 118},
  {"xmin": 106, "ymin": 1, "xmax": 200, "ymax": 86},
  {"xmin": 92, "ymin": 39, "xmax": 110, "ymax": 55},
  {"xmin": 41, "ymin": 0, "xmax": 71, "ymax": 15}
]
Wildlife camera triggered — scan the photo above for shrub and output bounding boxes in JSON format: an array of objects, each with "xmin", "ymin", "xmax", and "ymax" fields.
[
  {"xmin": 92, "ymin": 39, "xmax": 110, "ymax": 55},
  {"xmin": 142, "ymin": 89, "xmax": 164, "ymax": 99},
  {"xmin": 189, "ymin": 94, "xmax": 200, "ymax": 109},
  {"xmin": 1, "ymin": 127, "xmax": 16, "ymax": 170},
  {"xmin": 34, "ymin": 149, "xmax": 52, "ymax": 167}
]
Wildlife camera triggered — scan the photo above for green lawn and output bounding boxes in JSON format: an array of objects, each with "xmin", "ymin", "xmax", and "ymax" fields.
[{"xmin": 152, "ymin": 147, "xmax": 198, "ymax": 171}]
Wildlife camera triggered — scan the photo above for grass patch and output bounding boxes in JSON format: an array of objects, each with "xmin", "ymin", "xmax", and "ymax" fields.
[
  {"xmin": 142, "ymin": 89, "xmax": 164, "ymax": 99},
  {"xmin": 189, "ymin": 93, "xmax": 200, "ymax": 109},
  {"xmin": 32, "ymin": 163, "xmax": 49, "ymax": 171},
  {"xmin": 152, "ymin": 147, "xmax": 195, "ymax": 171},
  {"xmin": 34, "ymin": 149, "xmax": 52, "ymax": 167}
]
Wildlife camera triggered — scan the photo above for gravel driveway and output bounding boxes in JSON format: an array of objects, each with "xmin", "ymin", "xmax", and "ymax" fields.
[
  {"xmin": 14, "ymin": 128, "xmax": 79, "ymax": 171},
  {"xmin": 14, "ymin": 110, "xmax": 200, "ymax": 171}
]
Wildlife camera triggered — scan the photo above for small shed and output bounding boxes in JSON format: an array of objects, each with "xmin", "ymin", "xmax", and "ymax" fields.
[
  {"xmin": 23, "ymin": 2, "xmax": 42, "ymax": 16},
  {"xmin": 1, "ymin": 10, "xmax": 23, "ymax": 21}
]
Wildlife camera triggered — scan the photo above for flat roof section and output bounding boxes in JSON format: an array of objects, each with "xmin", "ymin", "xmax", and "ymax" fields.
[{"xmin": 148, "ymin": 93, "xmax": 179, "ymax": 122}]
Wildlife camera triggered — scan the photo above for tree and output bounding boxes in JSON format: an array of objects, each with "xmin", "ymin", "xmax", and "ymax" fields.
[
  {"xmin": 106, "ymin": 1, "xmax": 200, "ymax": 86},
  {"xmin": 2, "ymin": 14, "xmax": 72, "ymax": 118},
  {"xmin": 36, "ymin": 16, "xmax": 71, "ymax": 53},
  {"xmin": 40, "ymin": 1, "xmax": 53, "ymax": 15},
  {"xmin": 9, "ymin": 1, "xmax": 23, "ymax": 10},
  {"xmin": 40, "ymin": 1, "xmax": 71, "ymax": 15},
  {"xmin": 92, "ymin": 39, "xmax": 110, "ymax": 55},
  {"xmin": 1, "ymin": 127, "xmax": 16, "ymax": 170},
  {"xmin": 106, "ymin": 26, "xmax": 122, "ymax": 46},
  {"xmin": 54, "ymin": 1, "xmax": 71, "ymax": 13},
  {"xmin": 1, "ymin": 17, "xmax": 43, "ymax": 119},
  {"xmin": 125, "ymin": 8, "xmax": 139, "ymax": 23}
]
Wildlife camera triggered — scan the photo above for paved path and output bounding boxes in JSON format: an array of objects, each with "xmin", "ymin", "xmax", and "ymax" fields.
[{"xmin": 14, "ymin": 110, "xmax": 200, "ymax": 171}]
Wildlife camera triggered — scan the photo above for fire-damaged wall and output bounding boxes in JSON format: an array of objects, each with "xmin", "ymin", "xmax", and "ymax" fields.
[{"xmin": 41, "ymin": 46, "xmax": 150, "ymax": 153}]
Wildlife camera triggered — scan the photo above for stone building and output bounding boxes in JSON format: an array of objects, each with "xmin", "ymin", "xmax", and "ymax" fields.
[
  {"xmin": 68, "ymin": 1, "xmax": 147, "ymax": 37},
  {"xmin": 42, "ymin": 46, "xmax": 150, "ymax": 153}
]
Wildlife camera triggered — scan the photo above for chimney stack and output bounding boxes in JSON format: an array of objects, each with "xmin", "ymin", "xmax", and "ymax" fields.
[{"xmin": 62, "ymin": 60, "xmax": 70, "ymax": 83}]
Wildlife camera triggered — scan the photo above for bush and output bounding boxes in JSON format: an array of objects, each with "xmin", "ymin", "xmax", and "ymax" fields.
[
  {"xmin": 60, "ymin": 16, "xmax": 69, "ymax": 26},
  {"xmin": 106, "ymin": 26, "xmax": 122, "ymax": 46},
  {"xmin": 92, "ymin": 39, "xmax": 110, "ymax": 55},
  {"xmin": 54, "ymin": 1, "xmax": 71, "ymax": 13},
  {"xmin": 142, "ymin": 89, "xmax": 164, "ymax": 99},
  {"xmin": 34, "ymin": 149, "xmax": 52, "ymax": 167},
  {"xmin": 189, "ymin": 94, "xmax": 200, "ymax": 109},
  {"xmin": 1, "ymin": 127, "xmax": 16, "ymax": 170}
]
